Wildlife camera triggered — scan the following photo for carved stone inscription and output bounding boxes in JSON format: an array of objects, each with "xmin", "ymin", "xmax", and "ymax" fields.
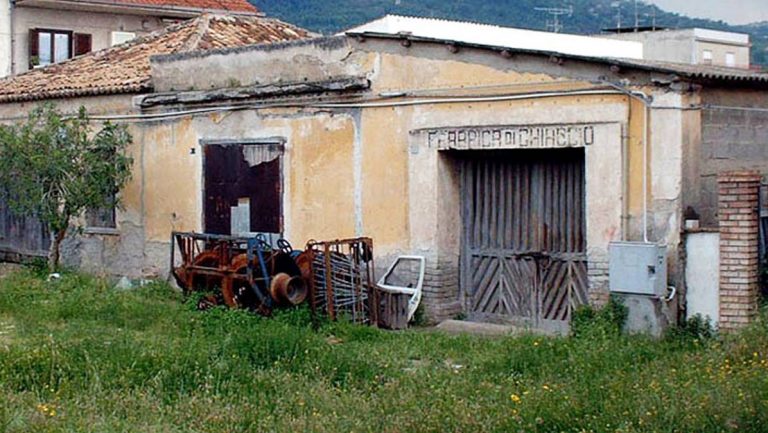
[{"xmin": 427, "ymin": 124, "xmax": 596, "ymax": 150}]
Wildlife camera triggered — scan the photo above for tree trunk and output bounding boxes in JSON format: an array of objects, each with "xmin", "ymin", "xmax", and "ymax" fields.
[{"xmin": 48, "ymin": 227, "xmax": 67, "ymax": 272}]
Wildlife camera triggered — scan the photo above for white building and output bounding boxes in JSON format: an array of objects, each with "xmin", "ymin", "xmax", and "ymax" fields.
[{"xmin": 604, "ymin": 28, "xmax": 752, "ymax": 69}]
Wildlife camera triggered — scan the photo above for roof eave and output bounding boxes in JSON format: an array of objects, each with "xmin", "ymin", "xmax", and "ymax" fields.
[
  {"xmin": 15, "ymin": 0, "xmax": 263, "ymax": 18},
  {"xmin": 347, "ymin": 31, "xmax": 768, "ymax": 85}
]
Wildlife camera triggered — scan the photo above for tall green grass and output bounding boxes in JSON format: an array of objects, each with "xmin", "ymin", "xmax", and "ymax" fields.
[{"xmin": 0, "ymin": 269, "xmax": 766, "ymax": 432}]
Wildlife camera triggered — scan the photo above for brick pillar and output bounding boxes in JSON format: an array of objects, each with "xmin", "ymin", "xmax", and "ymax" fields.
[{"xmin": 718, "ymin": 171, "xmax": 762, "ymax": 331}]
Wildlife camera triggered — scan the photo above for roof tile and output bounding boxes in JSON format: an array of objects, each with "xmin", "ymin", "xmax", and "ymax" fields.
[{"xmin": 0, "ymin": 15, "xmax": 310, "ymax": 103}]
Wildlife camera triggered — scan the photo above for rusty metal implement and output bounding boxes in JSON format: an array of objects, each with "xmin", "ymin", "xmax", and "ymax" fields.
[
  {"xmin": 170, "ymin": 231, "xmax": 305, "ymax": 314},
  {"xmin": 304, "ymin": 237, "xmax": 379, "ymax": 325}
]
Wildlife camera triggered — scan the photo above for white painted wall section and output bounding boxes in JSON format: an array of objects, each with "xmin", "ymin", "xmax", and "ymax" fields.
[
  {"xmin": 685, "ymin": 232, "xmax": 720, "ymax": 326},
  {"xmin": 345, "ymin": 15, "xmax": 644, "ymax": 60}
]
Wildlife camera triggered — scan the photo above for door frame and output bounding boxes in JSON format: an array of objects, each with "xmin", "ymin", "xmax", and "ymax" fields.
[
  {"xmin": 459, "ymin": 149, "xmax": 588, "ymax": 329},
  {"xmin": 200, "ymin": 138, "xmax": 286, "ymax": 236}
]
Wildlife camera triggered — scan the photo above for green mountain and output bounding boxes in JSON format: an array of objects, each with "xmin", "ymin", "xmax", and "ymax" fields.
[{"xmin": 251, "ymin": 0, "xmax": 768, "ymax": 66}]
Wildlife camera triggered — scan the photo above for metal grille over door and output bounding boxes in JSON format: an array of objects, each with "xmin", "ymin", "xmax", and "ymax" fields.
[{"xmin": 461, "ymin": 149, "xmax": 588, "ymax": 329}]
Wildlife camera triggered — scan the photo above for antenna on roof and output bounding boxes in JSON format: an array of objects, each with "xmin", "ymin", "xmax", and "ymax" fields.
[
  {"xmin": 634, "ymin": 0, "xmax": 640, "ymax": 31},
  {"xmin": 534, "ymin": 5, "xmax": 573, "ymax": 33},
  {"xmin": 610, "ymin": 1, "xmax": 622, "ymax": 31}
]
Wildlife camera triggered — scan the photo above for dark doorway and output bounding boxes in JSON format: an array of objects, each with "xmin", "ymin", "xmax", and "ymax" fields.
[{"xmin": 203, "ymin": 143, "xmax": 282, "ymax": 235}]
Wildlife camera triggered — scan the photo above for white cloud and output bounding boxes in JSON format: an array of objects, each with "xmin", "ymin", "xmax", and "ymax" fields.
[{"xmin": 646, "ymin": 0, "xmax": 768, "ymax": 25}]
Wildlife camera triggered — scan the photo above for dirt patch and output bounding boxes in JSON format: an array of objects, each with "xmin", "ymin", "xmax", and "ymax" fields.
[
  {"xmin": 0, "ymin": 262, "xmax": 23, "ymax": 279},
  {"xmin": 0, "ymin": 317, "xmax": 16, "ymax": 349}
]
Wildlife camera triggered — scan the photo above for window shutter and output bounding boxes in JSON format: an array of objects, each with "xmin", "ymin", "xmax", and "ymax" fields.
[
  {"xmin": 74, "ymin": 33, "xmax": 92, "ymax": 56},
  {"xmin": 28, "ymin": 29, "xmax": 39, "ymax": 68}
]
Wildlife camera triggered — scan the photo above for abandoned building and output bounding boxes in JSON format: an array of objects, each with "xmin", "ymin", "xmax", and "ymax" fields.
[{"xmin": 1, "ymin": 14, "xmax": 768, "ymax": 332}]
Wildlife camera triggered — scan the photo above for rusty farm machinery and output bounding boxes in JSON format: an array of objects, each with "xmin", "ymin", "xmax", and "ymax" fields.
[
  {"xmin": 171, "ymin": 232, "xmax": 424, "ymax": 328},
  {"xmin": 171, "ymin": 232, "xmax": 309, "ymax": 314}
]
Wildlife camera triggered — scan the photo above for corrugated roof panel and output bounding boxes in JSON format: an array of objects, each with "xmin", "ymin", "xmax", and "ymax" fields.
[{"xmin": 345, "ymin": 15, "xmax": 644, "ymax": 60}]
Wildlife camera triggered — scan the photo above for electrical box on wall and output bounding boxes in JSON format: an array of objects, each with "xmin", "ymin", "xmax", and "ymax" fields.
[{"xmin": 609, "ymin": 242, "xmax": 668, "ymax": 297}]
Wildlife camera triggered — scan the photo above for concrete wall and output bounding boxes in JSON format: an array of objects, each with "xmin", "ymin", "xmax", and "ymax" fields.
[
  {"xmin": 696, "ymin": 40, "xmax": 750, "ymax": 69},
  {"xmin": 605, "ymin": 29, "xmax": 750, "ymax": 68},
  {"xmin": 7, "ymin": 5, "xmax": 167, "ymax": 76},
  {"xmin": 606, "ymin": 29, "xmax": 696, "ymax": 64},
  {"xmin": 696, "ymin": 88, "xmax": 768, "ymax": 227}
]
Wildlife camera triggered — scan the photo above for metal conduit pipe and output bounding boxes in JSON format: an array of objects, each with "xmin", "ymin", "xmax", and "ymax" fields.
[
  {"xmin": 598, "ymin": 80, "xmax": 653, "ymax": 244},
  {"xmin": 88, "ymin": 88, "xmax": 626, "ymax": 121}
]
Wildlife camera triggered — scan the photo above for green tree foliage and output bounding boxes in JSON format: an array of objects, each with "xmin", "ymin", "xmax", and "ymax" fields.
[
  {"xmin": 252, "ymin": 0, "xmax": 768, "ymax": 66},
  {"xmin": 0, "ymin": 104, "xmax": 133, "ymax": 271}
]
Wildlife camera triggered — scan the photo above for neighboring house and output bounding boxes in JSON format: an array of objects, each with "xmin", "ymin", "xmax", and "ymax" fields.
[
  {"xmin": 0, "ymin": 0, "xmax": 260, "ymax": 77},
  {"xmin": 0, "ymin": 13, "xmax": 309, "ymax": 262},
  {"xmin": 2, "ymin": 15, "xmax": 768, "ymax": 332},
  {"xmin": 603, "ymin": 27, "xmax": 752, "ymax": 69}
]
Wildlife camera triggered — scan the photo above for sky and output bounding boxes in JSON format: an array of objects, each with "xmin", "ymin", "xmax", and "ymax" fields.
[{"xmin": 646, "ymin": 0, "xmax": 768, "ymax": 25}]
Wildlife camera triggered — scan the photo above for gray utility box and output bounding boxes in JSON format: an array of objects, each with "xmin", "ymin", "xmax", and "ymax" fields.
[{"xmin": 609, "ymin": 242, "xmax": 668, "ymax": 297}]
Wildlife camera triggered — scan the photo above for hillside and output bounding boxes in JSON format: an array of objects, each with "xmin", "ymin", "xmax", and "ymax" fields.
[{"xmin": 251, "ymin": 0, "xmax": 768, "ymax": 66}]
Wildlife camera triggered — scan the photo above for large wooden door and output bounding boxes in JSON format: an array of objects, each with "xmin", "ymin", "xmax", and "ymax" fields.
[{"xmin": 461, "ymin": 149, "xmax": 588, "ymax": 330}]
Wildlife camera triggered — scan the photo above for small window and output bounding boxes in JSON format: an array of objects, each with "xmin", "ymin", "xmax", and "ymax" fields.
[
  {"xmin": 701, "ymin": 49, "xmax": 713, "ymax": 65},
  {"xmin": 86, "ymin": 205, "xmax": 116, "ymax": 229},
  {"xmin": 29, "ymin": 29, "xmax": 72, "ymax": 68},
  {"xmin": 725, "ymin": 52, "xmax": 736, "ymax": 67},
  {"xmin": 111, "ymin": 31, "xmax": 136, "ymax": 46}
]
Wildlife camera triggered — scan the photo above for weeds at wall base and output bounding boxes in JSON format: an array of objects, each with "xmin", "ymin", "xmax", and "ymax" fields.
[{"xmin": 1, "ymin": 269, "xmax": 767, "ymax": 432}]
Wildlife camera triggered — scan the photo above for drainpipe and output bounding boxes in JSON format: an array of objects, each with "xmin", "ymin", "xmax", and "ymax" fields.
[
  {"xmin": 642, "ymin": 102, "xmax": 649, "ymax": 243},
  {"xmin": 9, "ymin": 0, "xmax": 15, "ymax": 75},
  {"xmin": 600, "ymin": 80, "xmax": 652, "ymax": 243}
]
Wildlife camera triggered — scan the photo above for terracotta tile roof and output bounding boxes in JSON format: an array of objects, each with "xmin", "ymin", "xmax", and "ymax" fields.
[
  {"xmin": 65, "ymin": 0, "xmax": 259, "ymax": 13},
  {"xmin": 0, "ymin": 15, "xmax": 309, "ymax": 103}
]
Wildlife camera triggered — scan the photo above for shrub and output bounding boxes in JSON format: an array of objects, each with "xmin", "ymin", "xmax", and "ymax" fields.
[
  {"xmin": 571, "ymin": 295, "xmax": 628, "ymax": 338},
  {"xmin": 665, "ymin": 314, "xmax": 717, "ymax": 342}
]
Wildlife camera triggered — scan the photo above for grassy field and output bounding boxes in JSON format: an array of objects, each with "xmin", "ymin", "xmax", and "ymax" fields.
[{"xmin": 0, "ymin": 269, "xmax": 767, "ymax": 433}]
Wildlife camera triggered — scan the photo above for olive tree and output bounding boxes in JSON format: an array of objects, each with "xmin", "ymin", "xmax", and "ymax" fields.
[{"xmin": 0, "ymin": 104, "xmax": 133, "ymax": 271}]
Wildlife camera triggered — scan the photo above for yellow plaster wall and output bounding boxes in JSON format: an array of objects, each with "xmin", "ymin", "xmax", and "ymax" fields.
[
  {"xmin": 266, "ymin": 114, "xmax": 357, "ymax": 245},
  {"xmin": 142, "ymin": 118, "xmax": 200, "ymax": 241},
  {"xmin": 372, "ymin": 53, "xmax": 558, "ymax": 93},
  {"xmin": 360, "ymin": 106, "xmax": 411, "ymax": 252},
  {"xmin": 134, "ymin": 51, "xmax": 651, "ymax": 258}
]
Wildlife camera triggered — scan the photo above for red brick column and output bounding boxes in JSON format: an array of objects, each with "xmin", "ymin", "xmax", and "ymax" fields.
[{"xmin": 718, "ymin": 171, "xmax": 762, "ymax": 331}]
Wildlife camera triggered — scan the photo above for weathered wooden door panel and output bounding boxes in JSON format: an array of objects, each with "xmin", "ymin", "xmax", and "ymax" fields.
[
  {"xmin": 204, "ymin": 144, "xmax": 282, "ymax": 235},
  {"xmin": 0, "ymin": 196, "xmax": 50, "ymax": 259},
  {"xmin": 461, "ymin": 149, "xmax": 587, "ymax": 327}
]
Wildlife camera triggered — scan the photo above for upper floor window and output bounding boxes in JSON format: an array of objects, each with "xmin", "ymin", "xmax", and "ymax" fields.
[
  {"xmin": 725, "ymin": 52, "xmax": 736, "ymax": 68},
  {"xmin": 29, "ymin": 29, "xmax": 92, "ymax": 69},
  {"xmin": 701, "ymin": 49, "xmax": 713, "ymax": 65},
  {"xmin": 111, "ymin": 31, "xmax": 137, "ymax": 46}
]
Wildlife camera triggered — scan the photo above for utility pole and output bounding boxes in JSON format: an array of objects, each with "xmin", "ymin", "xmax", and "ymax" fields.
[{"xmin": 534, "ymin": 6, "xmax": 573, "ymax": 33}]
